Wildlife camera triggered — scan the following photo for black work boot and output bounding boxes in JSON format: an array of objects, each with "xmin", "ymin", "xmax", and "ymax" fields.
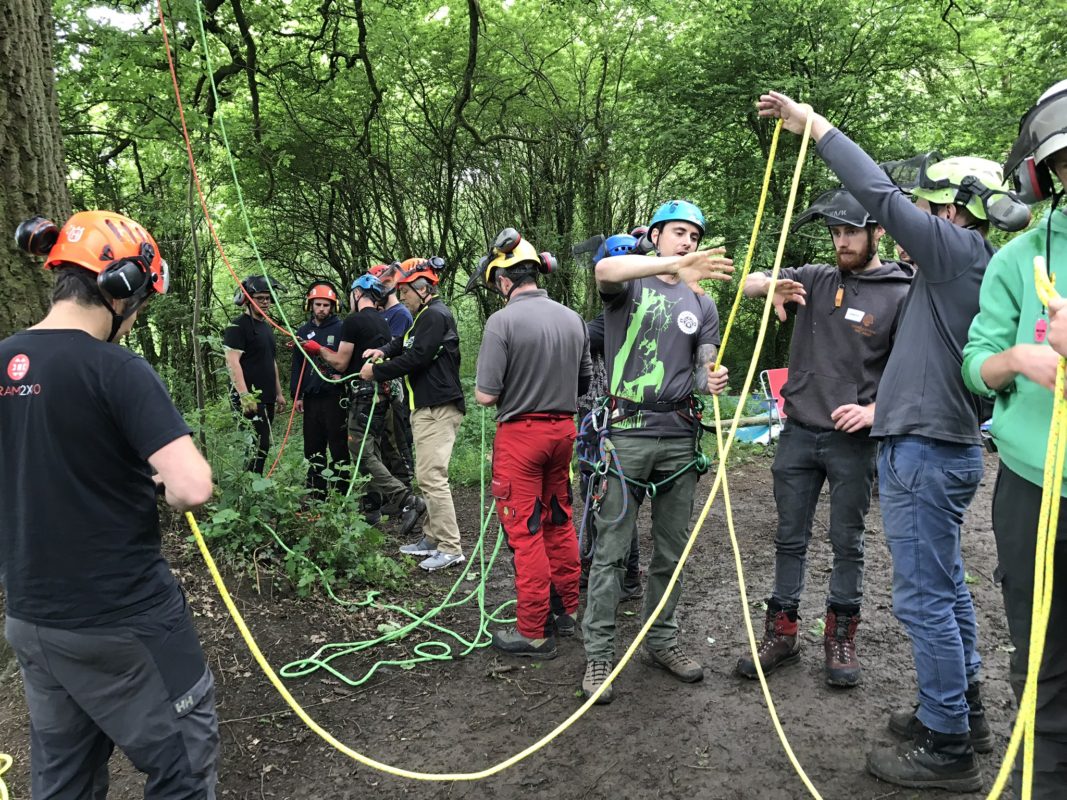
[
  {"xmin": 824, "ymin": 607, "xmax": 862, "ymax": 688},
  {"xmin": 888, "ymin": 682, "xmax": 994, "ymax": 753},
  {"xmin": 735, "ymin": 602, "xmax": 800, "ymax": 679},
  {"xmin": 867, "ymin": 723, "xmax": 983, "ymax": 792}
]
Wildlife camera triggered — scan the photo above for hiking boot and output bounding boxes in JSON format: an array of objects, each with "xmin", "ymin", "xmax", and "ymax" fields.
[
  {"xmin": 824, "ymin": 608, "xmax": 862, "ymax": 688},
  {"xmin": 647, "ymin": 645, "xmax": 704, "ymax": 683},
  {"xmin": 867, "ymin": 723, "xmax": 983, "ymax": 793},
  {"xmin": 554, "ymin": 612, "xmax": 577, "ymax": 637},
  {"xmin": 582, "ymin": 660, "xmax": 615, "ymax": 704},
  {"xmin": 888, "ymin": 683, "xmax": 994, "ymax": 754},
  {"xmin": 735, "ymin": 605, "xmax": 801, "ymax": 679},
  {"xmin": 364, "ymin": 508, "xmax": 382, "ymax": 526},
  {"xmin": 399, "ymin": 534, "xmax": 436, "ymax": 557},
  {"xmin": 419, "ymin": 551, "xmax": 465, "ymax": 572},
  {"xmin": 491, "ymin": 627, "xmax": 557, "ymax": 660},
  {"xmin": 398, "ymin": 495, "xmax": 427, "ymax": 537}
]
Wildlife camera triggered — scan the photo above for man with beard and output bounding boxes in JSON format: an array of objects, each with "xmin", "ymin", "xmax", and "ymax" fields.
[
  {"xmin": 290, "ymin": 281, "xmax": 348, "ymax": 498},
  {"xmin": 758, "ymin": 90, "xmax": 1031, "ymax": 791},
  {"xmin": 735, "ymin": 189, "xmax": 911, "ymax": 688}
]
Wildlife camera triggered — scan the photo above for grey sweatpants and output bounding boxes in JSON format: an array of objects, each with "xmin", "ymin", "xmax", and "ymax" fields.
[{"xmin": 5, "ymin": 587, "xmax": 219, "ymax": 800}]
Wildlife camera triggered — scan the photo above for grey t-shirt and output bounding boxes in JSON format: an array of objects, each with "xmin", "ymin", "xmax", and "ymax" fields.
[
  {"xmin": 772, "ymin": 262, "xmax": 911, "ymax": 430},
  {"xmin": 817, "ymin": 128, "xmax": 995, "ymax": 445},
  {"xmin": 602, "ymin": 276, "xmax": 720, "ymax": 437},
  {"xmin": 476, "ymin": 289, "xmax": 592, "ymax": 422}
]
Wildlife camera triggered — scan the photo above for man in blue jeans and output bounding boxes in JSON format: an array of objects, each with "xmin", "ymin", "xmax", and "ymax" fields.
[{"xmin": 759, "ymin": 91, "xmax": 1030, "ymax": 791}]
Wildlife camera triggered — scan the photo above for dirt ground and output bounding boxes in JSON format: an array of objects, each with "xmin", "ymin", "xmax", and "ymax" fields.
[{"xmin": 1, "ymin": 450, "xmax": 1019, "ymax": 800}]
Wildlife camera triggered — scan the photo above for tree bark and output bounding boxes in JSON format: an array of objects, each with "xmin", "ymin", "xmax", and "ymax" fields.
[{"xmin": 0, "ymin": 0, "xmax": 71, "ymax": 338}]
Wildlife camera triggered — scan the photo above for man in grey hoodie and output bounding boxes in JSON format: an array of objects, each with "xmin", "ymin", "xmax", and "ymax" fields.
[
  {"xmin": 735, "ymin": 188, "xmax": 911, "ymax": 689},
  {"xmin": 758, "ymin": 90, "xmax": 1029, "ymax": 792}
]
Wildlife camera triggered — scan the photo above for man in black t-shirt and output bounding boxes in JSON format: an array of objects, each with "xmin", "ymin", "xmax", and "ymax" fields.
[
  {"xmin": 224, "ymin": 275, "xmax": 286, "ymax": 473},
  {"xmin": 305, "ymin": 274, "xmax": 423, "ymax": 533},
  {"xmin": 1, "ymin": 211, "xmax": 217, "ymax": 798}
]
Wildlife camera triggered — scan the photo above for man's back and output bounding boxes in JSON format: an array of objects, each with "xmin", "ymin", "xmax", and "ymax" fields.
[
  {"xmin": 0, "ymin": 329, "xmax": 191, "ymax": 627},
  {"xmin": 478, "ymin": 290, "xmax": 590, "ymax": 420}
]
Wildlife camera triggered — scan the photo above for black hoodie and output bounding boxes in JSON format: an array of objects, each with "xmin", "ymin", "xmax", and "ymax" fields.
[{"xmin": 769, "ymin": 260, "xmax": 912, "ymax": 431}]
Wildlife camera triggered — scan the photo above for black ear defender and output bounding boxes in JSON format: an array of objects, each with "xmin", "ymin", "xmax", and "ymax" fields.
[
  {"xmin": 538, "ymin": 251, "xmax": 558, "ymax": 274},
  {"xmin": 15, "ymin": 216, "xmax": 60, "ymax": 256},
  {"xmin": 955, "ymin": 175, "xmax": 1033, "ymax": 233},
  {"xmin": 1013, "ymin": 155, "xmax": 1055, "ymax": 205},
  {"xmin": 234, "ymin": 276, "xmax": 254, "ymax": 306}
]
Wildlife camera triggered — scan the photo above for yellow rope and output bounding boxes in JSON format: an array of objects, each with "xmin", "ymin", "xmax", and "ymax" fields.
[
  {"xmin": 0, "ymin": 752, "xmax": 11, "ymax": 800},
  {"xmin": 180, "ymin": 120, "xmax": 810, "ymax": 782},
  {"xmin": 985, "ymin": 258, "xmax": 1064, "ymax": 799}
]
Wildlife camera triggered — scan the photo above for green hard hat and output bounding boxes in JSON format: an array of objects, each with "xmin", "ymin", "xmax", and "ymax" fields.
[{"xmin": 910, "ymin": 156, "xmax": 1010, "ymax": 221}]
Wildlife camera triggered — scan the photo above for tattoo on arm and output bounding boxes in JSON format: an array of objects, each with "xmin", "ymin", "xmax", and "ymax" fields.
[{"xmin": 693, "ymin": 343, "xmax": 717, "ymax": 393}]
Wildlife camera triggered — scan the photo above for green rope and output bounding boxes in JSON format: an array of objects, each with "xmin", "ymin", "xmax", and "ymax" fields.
[{"xmin": 257, "ymin": 406, "xmax": 515, "ymax": 686}]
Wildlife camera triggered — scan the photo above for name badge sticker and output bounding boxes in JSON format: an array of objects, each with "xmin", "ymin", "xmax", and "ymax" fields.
[{"xmin": 844, "ymin": 307, "xmax": 865, "ymax": 323}]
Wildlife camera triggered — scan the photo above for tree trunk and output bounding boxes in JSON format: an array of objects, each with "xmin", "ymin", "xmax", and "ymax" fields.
[{"xmin": 0, "ymin": 0, "xmax": 71, "ymax": 338}]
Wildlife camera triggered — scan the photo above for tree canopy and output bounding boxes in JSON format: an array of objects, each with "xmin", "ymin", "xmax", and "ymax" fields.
[{"xmin": 20, "ymin": 0, "xmax": 1067, "ymax": 396}]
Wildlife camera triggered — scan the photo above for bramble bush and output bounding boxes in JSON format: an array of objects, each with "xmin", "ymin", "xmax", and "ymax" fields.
[{"xmin": 187, "ymin": 398, "xmax": 406, "ymax": 596}]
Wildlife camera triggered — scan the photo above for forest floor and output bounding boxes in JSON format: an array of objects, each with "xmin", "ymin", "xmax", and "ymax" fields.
[{"xmin": 1, "ymin": 451, "xmax": 1020, "ymax": 800}]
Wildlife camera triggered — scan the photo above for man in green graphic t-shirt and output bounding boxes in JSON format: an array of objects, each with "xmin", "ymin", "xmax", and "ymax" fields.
[{"xmin": 581, "ymin": 200, "xmax": 733, "ymax": 703}]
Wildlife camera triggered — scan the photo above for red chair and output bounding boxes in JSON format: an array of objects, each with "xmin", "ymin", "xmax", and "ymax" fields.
[{"xmin": 760, "ymin": 367, "xmax": 789, "ymax": 425}]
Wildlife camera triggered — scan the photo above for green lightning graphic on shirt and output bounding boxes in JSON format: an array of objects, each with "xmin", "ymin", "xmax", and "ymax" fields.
[{"xmin": 611, "ymin": 288, "xmax": 677, "ymax": 428}]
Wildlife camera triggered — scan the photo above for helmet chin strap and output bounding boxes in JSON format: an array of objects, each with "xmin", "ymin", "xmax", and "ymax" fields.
[{"xmin": 99, "ymin": 287, "xmax": 148, "ymax": 343}]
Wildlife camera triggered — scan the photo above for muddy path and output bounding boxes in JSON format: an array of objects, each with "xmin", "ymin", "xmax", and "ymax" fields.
[{"xmin": 1, "ymin": 452, "xmax": 1017, "ymax": 800}]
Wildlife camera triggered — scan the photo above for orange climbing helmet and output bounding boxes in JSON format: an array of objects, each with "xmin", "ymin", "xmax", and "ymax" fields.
[
  {"xmin": 304, "ymin": 280, "xmax": 339, "ymax": 311},
  {"xmin": 16, "ymin": 210, "xmax": 169, "ymax": 299}
]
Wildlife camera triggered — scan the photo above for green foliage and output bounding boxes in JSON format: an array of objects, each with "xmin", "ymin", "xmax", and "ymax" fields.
[
  {"xmin": 46, "ymin": 0, "xmax": 1067, "ymax": 435},
  {"xmin": 190, "ymin": 398, "xmax": 406, "ymax": 596}
]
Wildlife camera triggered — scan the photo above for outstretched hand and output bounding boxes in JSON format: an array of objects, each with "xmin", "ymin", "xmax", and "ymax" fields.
[
  {"xmin": 756, "ymin": 91, "xmax": 815, "ymax": 136},
  {"xmin": 676, "ymin": 248, "xmax": 734, "ymax": 294},
  {"xmin": 771, "ymin": 278, "xmax": 806, "ymax": 322}
]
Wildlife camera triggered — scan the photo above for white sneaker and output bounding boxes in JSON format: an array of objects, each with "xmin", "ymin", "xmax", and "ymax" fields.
[
  {"xmin": 419, "ymin": 551, "xmax": 465, "ymax": 571},
  {"xmin": 399, "ymin": 535, "xmax": 436, "ymax": 556}
]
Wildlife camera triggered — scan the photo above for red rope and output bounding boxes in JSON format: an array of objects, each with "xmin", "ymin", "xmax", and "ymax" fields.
[{"xmin": 267, "ymin": 361, "xmax": 304, "ymax": 478}]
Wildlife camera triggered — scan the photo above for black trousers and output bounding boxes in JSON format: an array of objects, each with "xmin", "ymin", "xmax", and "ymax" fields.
[
  {"xmin": 231, "ymin": 395, "xmax": 276, "ymax": 474},
  {"xmin": 992, "ymin": 464, "xmax": 1067, "ymax": 799},
  {"xmin": 302, "ymin": 391, "xmax": 349, "ymax": 497}
]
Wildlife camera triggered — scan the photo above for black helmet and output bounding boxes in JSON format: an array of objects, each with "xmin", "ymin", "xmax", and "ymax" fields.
[
  {"xmin": 235, "ymin": 274, "xmax": 286, "ymax": 306},
  {"xmin": 791, "ymin": 189, "xmax": 876, "ymax": 232}
]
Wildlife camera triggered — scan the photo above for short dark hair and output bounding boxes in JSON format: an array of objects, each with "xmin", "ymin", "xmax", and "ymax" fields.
[
  {"xmin": 929, "ymin": 202, "xmax": 989, "ymax": 233},
  {"xmin": 51, "ymin": 265, "xmax": 107, "ymax": 307},
  {"xmin": 501, "ymin": 264, "xmax": 538, "ymax": 287}
]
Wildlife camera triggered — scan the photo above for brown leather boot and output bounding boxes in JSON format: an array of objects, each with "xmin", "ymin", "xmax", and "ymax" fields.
[
  {"xmin": 735, "ymin": 604, "xmax": 800, "ymax": 679},
  {"xmin": 824, "ymin": 607, "xmax": 862, "ymax": 687}
]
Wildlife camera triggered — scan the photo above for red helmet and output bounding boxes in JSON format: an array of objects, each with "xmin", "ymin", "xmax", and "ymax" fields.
[
  {"xmin": 19, "ymin": 210, "xmax": 169, "ymax": 299},
  {"xmin": 368, "ymin": 263, "xmax": 391, "ymax": 277},
  {"xmin": 395, "ymin": 257, "xmax": 441, "ymax": 286},
  {"xmin": 304, "ymin": 280, "xmax": 339, "ymax": 311}
]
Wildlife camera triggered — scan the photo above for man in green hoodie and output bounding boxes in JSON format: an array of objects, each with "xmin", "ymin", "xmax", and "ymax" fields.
[{"xmin": 962, "ymin": 78, "xmax": 1067, "ymax": 800}]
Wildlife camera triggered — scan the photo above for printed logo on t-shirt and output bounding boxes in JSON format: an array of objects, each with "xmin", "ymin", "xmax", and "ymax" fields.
[
  {"xmin": 677, "ymin": 310, "xmax": 699, "ymax": 335},
  {"xmin": 327, "ymin": 335, "xmax": 335, "ymax": 345},
  {"xmin": 6, "ymin": 354, "xmax": 29, "ymax": 381}
]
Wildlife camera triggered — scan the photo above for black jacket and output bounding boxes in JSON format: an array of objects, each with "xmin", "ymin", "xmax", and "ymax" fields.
[
  {"xmin": 290, "ymin": 314, "xmax": 345, "ymax": 397},
  {"xmin": 373, "ymin": 298, "xmax": 465, "ymax": 413}
]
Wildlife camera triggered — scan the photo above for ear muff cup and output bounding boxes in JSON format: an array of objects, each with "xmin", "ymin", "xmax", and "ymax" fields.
[
  {"xmin": 1014, "ymin": 156, "xmax": 1054, "ymax": 205},
  {"xmin": 539, "ymin": 251, "xmax": 558, "ymax": 275},
  {"xmin": 98, "ymin": 259, "xmax": 150, "ymax": 300},
  {"xmin": 15, "ymin": 216, "xmax": 60, "ymax": 256}
]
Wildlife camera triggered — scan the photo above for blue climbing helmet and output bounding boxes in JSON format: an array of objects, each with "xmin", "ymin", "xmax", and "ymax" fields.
[
  {"xmin": 592, "ymin": 233, "xmax": 638, "ymax": 266},
  {"xmin": 351, "ymin": 273, "xmax": 386, "ymax": 302},
  {"xmin": 648, "ymin": 200, "xmax": 706, "ymax": 237}
]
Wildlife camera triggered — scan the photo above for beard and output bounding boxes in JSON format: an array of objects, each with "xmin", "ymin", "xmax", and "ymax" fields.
[{"xmin": 834, "ymin": 249, "xmax": 868, "ymax": 272}]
